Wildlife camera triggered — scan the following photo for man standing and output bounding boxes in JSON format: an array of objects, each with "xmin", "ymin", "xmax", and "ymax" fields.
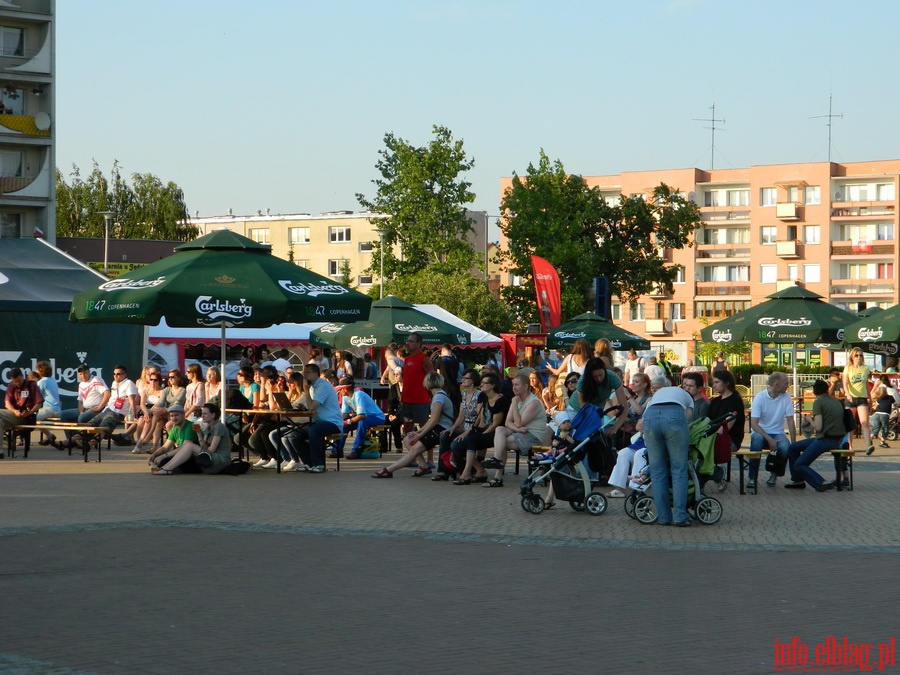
[
  {"xmin": 748, "ymin": 371, "xmax": 796, "ymax": 489},
  {"xmin": 643, "ymin": 357, "xmax": 666, "ymax": 383},
  {"xmin": 623, "ymin": 349, "xmax": 644, "ymax": 385},
  {"xmin": 784, "ymin": 379, "xmax": 845, "ymax": 492},
  {"xmin": 272, "ymin": 349, "xmax": 292, "ymax": 375},
  {"xmin": 84, "ymin": 365, "xmax": 139, "ymax": 440},
  {"xmin": 292, "ymin": 363, "xmax": 343, "ymax": 473},
  {"xmin": 538, "ymin": 349, "xmax": 560, "ymax": 388},
  {"xmin": 1, "ymin": 368, "xmax": 43, "ymax": 450},
  {"xmin": 399, "ymin": 332, "xmax": 433, "ymax": 434},
  {"xmin": 681, "ymin": 372, "xmax": 710, "ymax": 422}
]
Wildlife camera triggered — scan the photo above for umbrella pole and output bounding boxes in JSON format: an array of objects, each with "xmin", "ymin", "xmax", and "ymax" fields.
[{"xmin": 221, "ymin": 321, "xmax": 227, "ymax": 399}]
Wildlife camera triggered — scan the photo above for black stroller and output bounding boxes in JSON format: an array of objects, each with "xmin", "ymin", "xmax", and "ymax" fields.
[{"xmin": 520, "ymin": 403, "xmax": 623, "ymax": 516}]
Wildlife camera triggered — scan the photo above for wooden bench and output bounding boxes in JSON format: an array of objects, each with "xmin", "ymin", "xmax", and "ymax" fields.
[
  {"xmin": 6, "ymin": 423, "xmax": 109, "ymax": 462},
  {"xmin": 831, "ymin": 449, "xmax": 855, "ymax": 491},
  {"xmin": 732, "ymin": 449, "xmax": 770, "ymax": 495},
  {"xmin": 324, "ymin": 433, "xmax": 348, "ymax": 471}
]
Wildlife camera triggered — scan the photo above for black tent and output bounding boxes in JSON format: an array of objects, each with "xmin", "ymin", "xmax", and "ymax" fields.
[{"xmin": 0, "ymin": 239, "xmax": 144, "ymax": 406}]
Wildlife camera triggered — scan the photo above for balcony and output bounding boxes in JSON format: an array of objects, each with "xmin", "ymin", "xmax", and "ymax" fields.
[
  {"xmin": 830, "ymin": 240, "xmax": 895, "ymax": 258},
  {"xmin": 648, "ymin": 283, "xmax": 670, "ymax": 299},
  {"xmin": 775, "ymin": 202, "xmax": 800, "ymax": 220},
  {"xmin": 695, "ymin": 244, "xmax": 751, "ymax": 260},
  {"xmin": 644, "ymin": 319, "xmax": 671, "ymax": 336},
  {"xmin": 0, "ymin": 173, "xmax": 38, "ymax": 196},
  {"xmin": 695, "ymin": 281, "xmax": 751, "ymax": 296},
  {"xmin": 0, "ymin": 114, "xmax": 51, "ymax": 137},
  {"xmin": 830, "ymin": 280, "xmax": 896, "ymax": 297},
  {"xmin": 700, "ymin": 207, "xmax": 751, "ymax": 222},
  {"xmin": 832, "ymin": 202, "xmax": 895, "ymax": 219},
  {"xmin": 775, "ymin": 239, "xmax": 800, "ymax": 258}
]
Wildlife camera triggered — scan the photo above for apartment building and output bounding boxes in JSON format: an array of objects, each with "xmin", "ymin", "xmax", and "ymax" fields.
[
  {"xmin": 0, "ymin": 0, "xmax": 54, "ymax": 240},
  {"xmin": 192, "ymin": 209, "xmax": 493, "ymax": 289},
  {"xmin": 500, "ymin": 160, "xmax": 900, "ymax": 366}
]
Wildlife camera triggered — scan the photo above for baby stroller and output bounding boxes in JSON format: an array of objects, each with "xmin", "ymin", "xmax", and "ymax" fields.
[
  {"xmin": 630, "ymin": 412, "xmax": 736, "ymax": 526},
  {"xmin": 885, "ymin": 405, "xmax": 900, "ymax": 441},
  {"xmin": 519, "ymin": 403, "xmax": 623, "ymax": 516}
]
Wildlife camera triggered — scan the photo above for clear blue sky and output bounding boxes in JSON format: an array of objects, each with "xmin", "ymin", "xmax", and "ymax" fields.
[{"xmin": 57, "ymin": 0, "xmax": 900, "ymax": 221}]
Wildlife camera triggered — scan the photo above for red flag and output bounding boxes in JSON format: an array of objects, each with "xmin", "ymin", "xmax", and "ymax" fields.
[{"xmin": 530, "ymin": 255, "xmax": 561, "ymax": 332}]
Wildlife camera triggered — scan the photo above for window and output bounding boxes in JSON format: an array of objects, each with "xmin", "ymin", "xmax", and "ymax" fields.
[
  {"xmin": 358, "ymin": 241, "xmax": 374, "ymax": 253},
  {"xmin": 732, "ymin": 228, "xmax": 750, "ymax": 244},
  {"xmin": 878, "ymin": 183, "xmax": 895, "ymax": 201},
  {"xmin": 328, "ymin": 226, "xmax": 351, "ymax": 243},
  {"xmin": 839, "ymin": 264, "xmax": 871, "ymax": 280},
  {"xmin": 726, "ymin": 189, "xmax": 749, "ymax": 207},
  {"xmin": 611, "ymin": 302, "xmax": 621, "ymax": 320},
  {"xmin": 0, "ymin": 27, "xmax": 24, "ymax": 57},
  {"xmin": 877, "ymin": 223, "xmax": 894, "ymax": 241},
  {"xmin": 803, "ymin": 225, "xmax": 820, "ymax": 244},
  {"xmin": 294, "ymin": 259, "xmax": 309, "ymax": 268},
  {"xmin": 702, "ymin": 265, "xmax": 749, "ymax": 282},
  {"xmin": 877, "ymin": 263, "xmax": 894, "ymax": 280},
  {"xmin": 0, "ymin": 150, "xmax": 22, "ymax": 177},
  {"xmin": 844, "ymin": 184, "xmax": 869, "ymax": 201},
  {"xmin": 328, "ymin": 259, "xmax": 348, "ymax": 277},
  {"xmin": 804, "ymin": 186, "xmax": 821, "ymax": 205},
  {"xmin": 669, "ymin": 302, "xmax": 685, "ymax": 321},
  {"xmin": 357, "ymin": 275, "xmax": 373, "ymax": 285},
  {"xmin": 787, "ymin": 264, "xmax": 798, "ymax": 281},
  {"xmin": 0, "ymin": 212, "xmax": 21, "ymax": 237},
  {"xmin": 760, "ymin": 188, "xmax": 777, "ymax": 206},
  {"xmin": 787, "ymin": 186, "xmax": 799, "ymax": 203},
  {"xmin": 0, "ymin": 86, "xmax": 23, "ymax": 114},
  {"xmin": 786, "ymin": 225, "xmax": 798, "ymax": 241},
  {"xmin": 703, "ymin": 191, "xmax": 719, "ymax": 207},
  {"xmin": 704, "ymin": 227, "xmax": 721, "ymax": 245},
  {"xmin": 248, "ymin": 228, "xmax": 269, "ymax": 244},
  {"xmin": 288, "ymin": 227, "xmax": 310, "ymax": 245},
  {"xmin": 629, "ymin": 302, "xmax": 645, "ymax": 321},
  {"xmin": 760, "ymin": 264, "xmax": 777, "ymax": 284},
  {"xmin": 802, "ymin": 264, "xmax": 820, "ymax": 283},
  {"xmin": 674, "ymin": 266, "xmax": 685, "ymax": 284},
  {"xmin": 760, "ymin": 226, "xmax": 777, "ymax": 244},
  {"xmin": 694, "ymin": 300, "xmax": 750, "ymax": 319}
]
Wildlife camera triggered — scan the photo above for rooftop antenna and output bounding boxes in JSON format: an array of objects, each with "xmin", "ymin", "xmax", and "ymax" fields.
[
  {"xmin": 693, "ymin": 102, "xmax": 725, "ymax": 170},
  {"xmin": 809, "ymin": 94, "xmax": 843, "ymax": 163}
]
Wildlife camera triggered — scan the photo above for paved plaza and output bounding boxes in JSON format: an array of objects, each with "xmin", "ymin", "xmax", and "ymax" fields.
[{"xmin": 1, "ymin": 444, "xmax": 899, "ymax": 674}]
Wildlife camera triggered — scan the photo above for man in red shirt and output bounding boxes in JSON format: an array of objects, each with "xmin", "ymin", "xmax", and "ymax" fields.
[
  {"xmin": 1, "ymin": 368, "xmax": 43, "ymax": 449},
  {"xmin": 400, "ymin": 332, "xmax": 434, "ymax": 434}
]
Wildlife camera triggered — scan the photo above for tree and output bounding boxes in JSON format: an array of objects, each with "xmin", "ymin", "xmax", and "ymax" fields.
[
  {"xmin": 497, "ymin": 150, "xmax": 702, "ymax": 328},
  {"xmin": 56, "ymin": 161, "xmax": 197, "ymax": 241},
  {"xmin": 357, "ymin": 125, "xmax": 478, "ymax": 278},
  {"xmin": 380, "ymin": 270, "xmax": 512, "ymax": 338}
]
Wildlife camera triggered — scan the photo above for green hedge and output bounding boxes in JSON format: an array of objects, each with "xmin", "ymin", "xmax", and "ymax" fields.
[{"xmin": 728, "ymin": 363, "xmax": 835, "ymax": 386}]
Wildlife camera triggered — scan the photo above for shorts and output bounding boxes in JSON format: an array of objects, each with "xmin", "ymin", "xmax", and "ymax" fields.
[
  {"xmin": 401, "ymin": 402, "xmax": 431, "ymax": 425},
  {"xmin": 418, "ymin": 426, "xmax": 445, "ymax": 451},
  {"xmin": 511, "ymin": 431, "xmax": 543, "ymax": 455},
  {"xmin": 850, "ymin": 397, "xmax": 869, "ymax": 408}
]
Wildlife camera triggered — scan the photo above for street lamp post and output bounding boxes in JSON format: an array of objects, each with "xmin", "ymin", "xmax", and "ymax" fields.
[
  {"xmin": 374, "ymin": 227, "xmax": 389, "ymax": 299},
  {"xmin": 485, "ymin": 214, "xmax": 501, "ymax": 291},
  {"xmin": 98, "ymin": 211, "xmax": 115, "ymax": 275}
]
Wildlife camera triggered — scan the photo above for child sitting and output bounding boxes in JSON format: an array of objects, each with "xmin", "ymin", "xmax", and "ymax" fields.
[{"xmin": 532, "ymin": 411, "xmax": 574, "ymax": 463}]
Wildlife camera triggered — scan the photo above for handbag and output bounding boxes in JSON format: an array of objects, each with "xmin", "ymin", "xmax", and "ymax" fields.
[
  {"xmin": 765, "ymin": 450, "xmax": 787, "ymax": 477},
  {"xmin": 196, "ymin": 451, "xmax": 213, "ymax": 467},
  {"xmin": 713, "ymin": 431, "xmax": 733, "ymax": 464}
]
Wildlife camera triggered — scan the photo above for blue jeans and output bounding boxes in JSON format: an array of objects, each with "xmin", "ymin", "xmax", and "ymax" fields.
[
  {"xmin": 272, "ymin": 426, "xmax": 304, "ymax": 463},
  {"xmin": 345, "ymin": 414, "xmax": 386, "ymax": 453},
  {"xmin": 294, "ymin": 421, "xmax": 341, "ymax": 467},
  {"xmin": 643, "ymin": 405, "xmax": 690, "ymax": 525},
  {"xmin": 871, "ymin": 412, "xmax": 889, "ymax": 440},
  {"xmin": 788, "ymin": 437, "xmax": 841, "ymax": 488},
  {"xmin": 749, "ymin": 431, "xmax": 790, "ymax": 480}
]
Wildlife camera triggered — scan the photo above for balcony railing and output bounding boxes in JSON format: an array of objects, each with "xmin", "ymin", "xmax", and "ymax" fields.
[
  {"xmin": 0, "ymin": 173, "xmax": 38, "ymax": 195},
  {"xmin": 775, "ymin": 202, "xmax": 800, "ymax": 220},
  {"xmin": 830, "ymin": 280, "xmax": 896, "ymax": 296},
  {"xmin": 830, "ymin": 240, "xmax": 895, "ymax": 257},
  {"xmin": 695, "ymin": 281, "xmax": 751, "ymax": 296},
  {"xmin": 0, "ymin": 114, "xmax": 50, "ymax": 137},
  {"xmin": 644, "ymin": 319, "xmax": 671, "ymax": 335},
  {"xmin": 775, "ymin": 239, "xmax": 800, "ymax": 258},
  {"xmin": 832, "ymin": 201, "xmax": 895, "ymax": 217},
  {"xmin": 695, "ymin": 245, "xmax": 751, "ymax": 259}
]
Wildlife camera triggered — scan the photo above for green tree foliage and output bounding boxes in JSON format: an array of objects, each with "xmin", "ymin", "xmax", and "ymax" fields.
[
  {"xmin": 56, "ymin": 161, "xmax": 197, "ymax": 241},
  {"xmin": 497, "ymin": 151, "xmax": 702, "ymax": 329},
  {"xmin": 379, "ymin": 270, "xmax": 512, "ymax": 337},
  {"xmin": 357, "ymin": 125, "xmax": 478, "ymax": 278}
]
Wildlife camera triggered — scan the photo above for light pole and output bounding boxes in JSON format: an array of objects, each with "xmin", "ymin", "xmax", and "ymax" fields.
[
  {"xmin": 98, "ymin": 211, "xmax": 115, "ymax": 275},
  {"xmin": 485, "ymin": 214, "xmax": 501, "ymax": 291},
  {"xmin": 374, "ymin": 227, "xmax": 389, "ymax": 299}
]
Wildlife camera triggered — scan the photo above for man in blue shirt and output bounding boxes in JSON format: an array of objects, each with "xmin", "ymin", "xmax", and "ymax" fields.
[
  {"xmin": 339, "ymin": 377, "xmax": 386, "ymax": 459},
  {"xmin": 292, "ymin": 363, "xmax": 344, "ymax": 473},
  {"xmin": 538, "ymin": 349, "xmax": 561, "ymax": 387}
]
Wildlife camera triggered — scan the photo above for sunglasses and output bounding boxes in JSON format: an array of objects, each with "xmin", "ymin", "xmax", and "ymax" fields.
[{"xmin": 149, "ymin": 377, "xmax": 160, "ymax": 382}]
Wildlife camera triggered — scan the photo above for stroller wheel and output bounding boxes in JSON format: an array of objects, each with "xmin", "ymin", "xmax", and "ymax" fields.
[
  {"xmin": 694, "ymin": 497, "xmax": 723, "ymax": 525},
  {"xmin": 585, "ymin": 491, "xmax": 608, "ymax": 516},
  {"xmin": 624, "ymin": 492, "xmax": 639, "ymax": 519},
  {"xmin": 633, "ymin": 495, "xmax": 658, "ymax": 524},
  {"xmin": 569, "ymin": 500, "xmax": 585, "ymax": 512},
  {"xmin": 886, "ymin": 429, "xmax": 898, "ymax": 441},
  {"xmin": 521, "ymin": 494, "xmax": 545, "ymax": 514}
]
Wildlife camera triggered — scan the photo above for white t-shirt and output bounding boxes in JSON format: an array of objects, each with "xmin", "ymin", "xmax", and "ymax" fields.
[
  {"xmin": 272, "ymin": 357, "xmax": 291, "ymax": 374},
  {"xmin": 623, "ymin": 357, "xmax": 643, "ymax": 383},
  {"xmin": 79, "ymin": 376, "xmax": 109, "ymax": 410},
  {"xmin": 644, "ymin": 364, "xmax": 666, "ymax": 382},
  {"xmin": 646, "ymin": 386, "xmax": 694, "ymax": 411},
  {"xmin": 105, "ymin": 378, "xmax": 138, "ymax": 417},
  {"xmin": 751, "ymin": 389, "xmax": 794, "ymax": 435}
]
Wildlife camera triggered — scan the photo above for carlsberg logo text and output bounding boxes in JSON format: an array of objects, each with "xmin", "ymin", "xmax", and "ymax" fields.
[
  {"xmin": 758, "ymin": 317, "xmax": 812, "ymax": 328},
  {"xmin": 100, "ymin": 276, "xmax": 166, "ymax": 291},
  {"xmin": 858, "ymin": 327, "xmax": 884, "ymax": 342},
  {"xmin": 712, "ymin": 329, "xmax": 732, "ymax": 343},
  {"xmin": 195, "ymin": 296, "xmax": 253, "ymax": 321},
  {"xmin": 278, "ymin": 280, "xmax": 348, "ymax": 297}
]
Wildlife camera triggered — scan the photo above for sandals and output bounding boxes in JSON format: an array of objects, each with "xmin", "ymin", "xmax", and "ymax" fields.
[
  {"xmin": 154, "ymin": 468, "xmax": 174, "ymax": 476},
  {"xmin": 38, "ymin": 433, "xmax": 56, "ymax": 446},
  {"xmin": 452, "ymin": 477, "xmax": 472, "ymax": 485},
  {"xmin": 480, "ymin": 457, "xmax": 504, "ymax": 470},
  {"xmin": 411, "ymin": 467, "xmax": 432, "ymax": 477},
  {"xmin": 482, "ymin": 477, "xmax": 504, "ymax": 488},
  {"xmin": 431, "ymin": 473, "xmax": 449, "ymax": 481},
  {"xmin": 371, "ymin": 468, "xmax": 393, "ymax": 478}
]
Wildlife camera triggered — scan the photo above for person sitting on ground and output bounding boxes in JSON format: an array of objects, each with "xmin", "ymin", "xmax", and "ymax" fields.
[
  {"xmin": 681, "ymin": 372, "xmax": 710, "ymax": 422},
  {"xmin": 454, "ymin": 372, "xmax": 509, "ymax": 485},
  {"xmin": 783, "ymin": 379, "xmax": 846, "ymax": 492},
  {"xmin": 480, "ymin": 373, "xmax": 548, "ymax": 488},
  {"xmin": 372, "ymin": 371, "xmax": 454, "ymax": 478},
  {"xmin": 339, "ymin": 376, "xmax": 386, "ymax": 460},
  {"xmin": 148, "ymin": 404, "xmax": 200, "ymax": 474},
  {"xmin": 149, "ymin": 369, "xmax": 186, "ymax": 448},
  {"xmin": 433, "ymin": 368, "xmax": 484, "ymax": 480}
]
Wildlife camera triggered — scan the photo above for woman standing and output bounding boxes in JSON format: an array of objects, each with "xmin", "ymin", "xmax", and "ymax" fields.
[
  {"xmin": 549, "ymin": 339, "xmax": 593, "ymax": 380},
  {"xmin": 433, "ymin": 369, "xmax": 484, "ymax": 480},
  {"xmin": 707, "ymin": 369, "xmax": 745, "ymax": 492},
  {"xmin": 843, "ymin": 347, "xmax": 873, "ymax": 455}
]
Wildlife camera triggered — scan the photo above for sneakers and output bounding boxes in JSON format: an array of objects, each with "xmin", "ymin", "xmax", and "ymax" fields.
[
  {"xmin": 295, "ymin": 464, "xmax": 311, "ymax": 472},
  {"xmin": 866, "ymin": 445, "xmax": 875, "ymax": 456},
  {"xmin": 308, "ymin": 465, "xmax": 326, "ymax": 473},
  {"xmin": 879, "ymin": 441, "xmax": 890, "ymax": 448},
  {"xmin": 766, "ymin": 474, "xmax": 778, "ymax": 487},
  {"xmin": 717, "ymin": 480, "xmax": 727, "ymax": 493},
  {"xmin": 746, "ymin": 479, "xmax": 757, "ymax": 490},
  {"xmin": 281, "ymin": 460, "xmax": 298, "ymax": 472},
  {"xmin": 252, "ymin": 458, "xmax": 268, "ymax": 467},
  {"xmin": 260, "ymin": 458, "xmax": 278, "ymax": 469}
]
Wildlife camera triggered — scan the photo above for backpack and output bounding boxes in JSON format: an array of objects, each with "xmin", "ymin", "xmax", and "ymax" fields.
[{"xmin": 219, "ymin": 458, "xmax": 252, "ymax": 475}]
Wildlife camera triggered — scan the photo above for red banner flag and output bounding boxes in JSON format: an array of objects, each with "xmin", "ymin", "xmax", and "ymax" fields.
[{"xmin": 531, "ymin": 255, "xmax": 561, "ymax": 332}]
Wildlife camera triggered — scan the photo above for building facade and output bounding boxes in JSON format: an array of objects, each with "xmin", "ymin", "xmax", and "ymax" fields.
[
  {"xmin": 0, "ymin": 0, "xmax": 53, "ymax": 241},
  {"xmin": 191, "ymin": 209, "xmax": 491, "ymax": 289},
  {"xmin": 500, "ymin": 160, "xmax": 900, "ymax": 366}
]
